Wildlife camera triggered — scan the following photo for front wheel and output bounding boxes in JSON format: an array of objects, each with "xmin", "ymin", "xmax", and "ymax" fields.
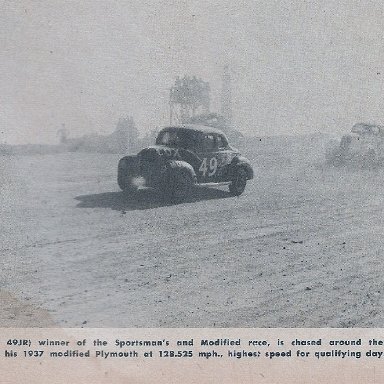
[
  {"xmin": 118, "ymin": 172, "xmax": 139, "ymax": 195},
  {"xmin": 362, "ymin": 150, "xmax": 377, "ymax": 167},
  {"xmin": 118, "ymin": 156, "xmax": 139, "ymax": 194},
  {"xmin": 161, "ymin": 167, "xmax": 193, "ymax": 203},
  {"xmin": 229, "ymin": 167, "xmax": 247, "ymax": 196}
]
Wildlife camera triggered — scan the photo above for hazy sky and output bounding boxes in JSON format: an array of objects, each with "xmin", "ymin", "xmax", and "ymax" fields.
[{"xmin": 1, "ymin": 0, "xmax": 384, "ymax": 144}]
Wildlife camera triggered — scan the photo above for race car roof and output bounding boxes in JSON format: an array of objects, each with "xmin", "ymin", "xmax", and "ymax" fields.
[
  {"xmin": 352, "ymin": 123, "xmax": 384, "ymax": 135},
  {"xmin": 160, "ymin": 124, "xmax": 226, "ymax": 136}
]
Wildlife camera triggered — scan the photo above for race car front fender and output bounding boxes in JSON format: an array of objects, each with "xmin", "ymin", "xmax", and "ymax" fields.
[
  {"xmin": 118, "ymin": 155, "xmax": 139, "ymax": 175},
  {"xmin": 230, "ymin": 156, "xmax": 254, "ymax": 180}
]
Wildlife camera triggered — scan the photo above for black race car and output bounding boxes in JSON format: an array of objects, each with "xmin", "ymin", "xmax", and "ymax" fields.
[{"xmin": 118, "ymin": 124, "xmax": 253, "ymax": 202}]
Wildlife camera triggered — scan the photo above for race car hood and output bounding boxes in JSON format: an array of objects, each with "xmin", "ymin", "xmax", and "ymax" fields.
[
  {"xmin": 138, "ymin": 146, "xmax": 182, "ymax": 160},
  {"xmin": 138, "ymin": 146, "xmax": 203, "ymax": 168}
]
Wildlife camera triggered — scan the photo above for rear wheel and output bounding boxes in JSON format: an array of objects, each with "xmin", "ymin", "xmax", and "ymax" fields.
[{"xmin": 229, "ymin": 167, "xmax": 247, "ymax": 196}]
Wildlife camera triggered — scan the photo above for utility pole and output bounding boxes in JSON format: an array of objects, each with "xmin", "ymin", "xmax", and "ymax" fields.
[{"xmin": 221, "ymin": 65, "xmax": 233, "ymax": 128}]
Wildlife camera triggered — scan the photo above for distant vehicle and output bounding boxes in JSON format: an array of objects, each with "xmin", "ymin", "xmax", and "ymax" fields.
[
  {"xmin": 117, "ymin": 124, "xmax": 254, "ymax": 203},
  {"xmin": 326, "ymin": 123, "xmax": 384, "ymax": 166}
]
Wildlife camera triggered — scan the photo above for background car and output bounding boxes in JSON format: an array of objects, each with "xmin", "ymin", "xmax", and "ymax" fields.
[{"xmin": 325, "ymin": 123, "xmax": 384, "ymax": 167}]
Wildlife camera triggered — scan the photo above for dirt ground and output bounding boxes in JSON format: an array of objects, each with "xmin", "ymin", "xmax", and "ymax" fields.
[{"xmin": 1, "ymin": 138, "xmax": 383, "ymax": 327}]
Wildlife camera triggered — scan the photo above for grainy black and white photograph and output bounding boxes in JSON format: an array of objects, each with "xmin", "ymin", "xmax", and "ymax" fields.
[{"xmin": 1, "ymin": 0, "xmax": 384, "ymax": 328}]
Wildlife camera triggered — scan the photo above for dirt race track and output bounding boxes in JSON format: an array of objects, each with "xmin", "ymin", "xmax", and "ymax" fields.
[{"xmin": 1, "ymin": 137, "xmax": 383, "ymax": 327}]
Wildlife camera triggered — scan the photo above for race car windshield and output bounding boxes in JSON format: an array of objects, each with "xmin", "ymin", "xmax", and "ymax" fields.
[
  {"xmin": 156, "ymin": 130, "xmax": 198, "ymax": 150},
  {"xmin": 351, "ymin": 124, "xmax": 381, "ymax": 135}
]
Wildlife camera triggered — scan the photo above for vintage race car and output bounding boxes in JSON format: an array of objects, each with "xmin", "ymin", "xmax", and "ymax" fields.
[
  {"xmin": 326, "ymin": 123, "xmax": 384, "ymax": 166},
  {"xmin": 118, "ymin": 124, "xmax": 253, "ymax": 202}
]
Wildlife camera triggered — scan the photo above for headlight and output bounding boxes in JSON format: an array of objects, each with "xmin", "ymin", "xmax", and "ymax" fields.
[{"xmin": 132, "ymin": 176, "xmax": 146, "ymax": 187}]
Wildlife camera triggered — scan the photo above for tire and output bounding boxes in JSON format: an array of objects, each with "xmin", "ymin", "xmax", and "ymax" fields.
[
  {"xmin": 330, "ymin": 152, "xmax": 345, "ymax": 167},
  {"xmin": 122, "ymin": 184, "xmax": 138, "ymax": 195},
  {"xmin": 362, "ymin": 150, "xmax": 377, "ymax": 168},
  {"xmin": 118, "ymin": 174, "xmax": 138, "ymax": 195},
  {"xmin": 229, "ymin": 167, "xmax": 247, "ymax": 196},
  {"xmin": 326, "ymin": 147, "xmax": 347, "ymax": 167},
  {"xmin": 161, "ymin": 165, "xmax": 193, "ymax": 203}
]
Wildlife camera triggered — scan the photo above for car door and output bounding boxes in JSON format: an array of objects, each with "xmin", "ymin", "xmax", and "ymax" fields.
[
  {"xmin": 214, "ymin": 133, "xmax": 237, "ymax": 181},
  {"xmin": 196, "ymin": 133, "xmax": 234, "ymax": 183},
  {"xmin": 196, "ymin": 133, "xmax": 218, "ymax": 183}
]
